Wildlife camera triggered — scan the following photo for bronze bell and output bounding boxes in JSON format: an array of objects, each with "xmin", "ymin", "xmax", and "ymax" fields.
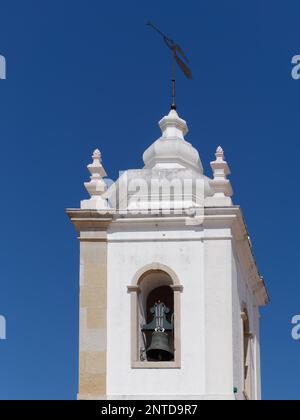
[{"xmin": 146, "ymin": 329, "xmax": 174, "ymax": 361}]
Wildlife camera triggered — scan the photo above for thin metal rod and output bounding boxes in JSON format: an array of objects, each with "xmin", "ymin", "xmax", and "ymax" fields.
[
  {"xmin": 171, "ymin": 52, "xmax": 176, "ymax": 110},
  {"xmin": 147, "ymin": 22, "xmax": 166, "ymax": 39},
  {"xmin": 171, "ymin": 79, "xmax": 176, "ymax": 110}
]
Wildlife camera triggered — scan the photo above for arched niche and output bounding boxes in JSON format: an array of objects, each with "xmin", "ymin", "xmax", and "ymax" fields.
[
  {"xmin": 128, "ymin": 264, "xmax": 183, "ymax": 369},
  {"xmin": 241, "ymin": 308, "xmax": 253, "ymax": 400}
]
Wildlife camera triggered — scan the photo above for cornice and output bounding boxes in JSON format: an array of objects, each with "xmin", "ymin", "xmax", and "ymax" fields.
[{"xmin": 66, "ymin": 209, "xmax": 114, "ymax": 231}]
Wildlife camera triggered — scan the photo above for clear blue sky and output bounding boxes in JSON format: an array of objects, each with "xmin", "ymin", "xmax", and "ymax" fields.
[{"xmin": 0, "ymin": 0, "xmax": 299, "ymax": 400}]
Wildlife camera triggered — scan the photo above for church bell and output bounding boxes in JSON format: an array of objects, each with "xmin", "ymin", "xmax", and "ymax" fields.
[
  {"xmin": 142, "ymin": 301, "xmax": 174, "ymax": 362},
  {"xmin": 146, "ymin": 329, "xmax": 174, "ymax": 361}
]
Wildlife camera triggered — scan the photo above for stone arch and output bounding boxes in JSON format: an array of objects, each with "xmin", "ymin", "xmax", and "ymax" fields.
[
  {"xmin": 131, "ymin": 263, "xmax": 182, "ymax": 289},
  {"xmin": 128, "ymin": 263, "xmax": 182, "ymax": 368}
]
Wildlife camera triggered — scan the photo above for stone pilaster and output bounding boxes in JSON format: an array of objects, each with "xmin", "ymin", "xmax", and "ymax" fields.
[
  {"xmin": 67, "ymin": 210, "xmax": 113, "ymax": 400},
  {"xmin": 78, "ymin": 233, "xmax": 107, "ymax": 399}
]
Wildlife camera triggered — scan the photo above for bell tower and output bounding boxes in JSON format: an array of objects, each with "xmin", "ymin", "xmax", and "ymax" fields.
[{"xmin": 67, "ymin": 109, "xmax": 269, "ymax": 400}]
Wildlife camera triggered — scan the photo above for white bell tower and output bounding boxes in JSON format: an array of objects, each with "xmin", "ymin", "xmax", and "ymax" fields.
[{"xmin": 67, "ymin": 108, "xmax": 269, "ymax": 400}]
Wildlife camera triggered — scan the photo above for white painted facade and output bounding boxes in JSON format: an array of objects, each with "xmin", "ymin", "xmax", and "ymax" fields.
[{"xmin": 68, "ymin": 108, "xmax": 269, "ymax": 400}]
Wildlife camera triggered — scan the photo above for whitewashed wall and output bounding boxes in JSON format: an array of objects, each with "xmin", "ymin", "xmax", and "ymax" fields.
[
  {"xmin": 232, "ymin": 244, "xmax": 262, "ymax": 400},
  {"xmin": 106, "ymin": 223, "xmax": 241, "ymax": 399},
  {"xmin": 107, "ymin": 225, "xmax": 205, "ymax": 398}
]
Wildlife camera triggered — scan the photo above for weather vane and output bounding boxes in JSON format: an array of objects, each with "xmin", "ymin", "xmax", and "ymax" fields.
[{"xmin": 147, "ymin": 21, "xmax": 192, "ymax": 110}]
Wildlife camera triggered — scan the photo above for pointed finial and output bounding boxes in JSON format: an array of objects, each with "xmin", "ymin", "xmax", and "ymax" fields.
[
  {"xmin": 216, "ymin": 146, "xmax": 224, "ymax": 156},
  {"xmin": 211, "ymin": 146, "xmax": 230, "ymax": 177},
  {"xmin": 92, "ymin": 148, "xmax": 101, "ymax": 160},
  {"xmin": 81, "ymin": 149, "xmax": 110, "ymax": 210},
  {"xmin": 87, "ymin": 149, "xmax": 107, "ymax": 182},
  {"xmin": 206, "ymin": 146, "xmax": 233, "ymax": 206}
]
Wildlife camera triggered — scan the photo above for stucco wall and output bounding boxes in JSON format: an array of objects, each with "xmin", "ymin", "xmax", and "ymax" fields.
[
  {"xmin": 107, "ymin": 224, "xmax": 205, "ymax": 397},
  {"xmin": 106, "ymin": 223, "xmax": 237, "ymax": 399},
  {"xmin": 232, "ymin": 244, "xmax": 261, "ymax": 400}
]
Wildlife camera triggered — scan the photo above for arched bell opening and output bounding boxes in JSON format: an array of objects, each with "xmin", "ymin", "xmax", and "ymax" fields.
[
  {"xmin": 138, "ymin": 270, "xmax": 175, "ymax": 362},
  {"xmin": 128, "ymin": 264, "xmax": 182, "ymax": 368}
]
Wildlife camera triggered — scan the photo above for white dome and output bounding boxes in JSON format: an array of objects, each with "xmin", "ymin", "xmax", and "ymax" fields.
[{"xmin": 143, "ymin": 109, "xmax": 203, "ymax": 173}]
